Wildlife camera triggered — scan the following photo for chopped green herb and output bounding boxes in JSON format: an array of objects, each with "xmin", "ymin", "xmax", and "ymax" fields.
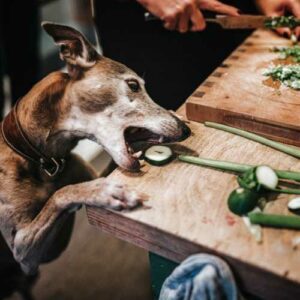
[
  {"xmin": 263, "ymin": 65, "xmax": 300, "ymax": 90},
  {"xmin": 273, "ymin": 45, "xmax": 300, "ymax": 62},
  {"xmin": 264, "ymin": 16, "xmax": 300, "ymax": 29}
]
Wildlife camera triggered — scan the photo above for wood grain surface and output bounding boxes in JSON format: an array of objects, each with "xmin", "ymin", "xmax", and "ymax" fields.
[
  {"xmin": 87, "ymin": 31, "xmax": 300, "ymax": 299},
  {"xmin": 186, "ymin": 29, "xmax": 300, "ymax": 146}
]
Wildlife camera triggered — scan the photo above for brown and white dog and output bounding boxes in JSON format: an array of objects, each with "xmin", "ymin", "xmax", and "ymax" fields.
[{"xmin": 0, "ymin": 21, "xmax": 190, "ymax": 283}]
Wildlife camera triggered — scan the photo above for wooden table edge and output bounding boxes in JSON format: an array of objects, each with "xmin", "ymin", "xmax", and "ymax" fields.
[{"xmin": 87, "ymin": 206, "xmax": 300, "ymax": 299}]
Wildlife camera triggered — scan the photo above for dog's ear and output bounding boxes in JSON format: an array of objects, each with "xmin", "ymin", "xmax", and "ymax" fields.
[{"xmin": 42, "ymin": 22, "xmax": 100, "ymax": 74}]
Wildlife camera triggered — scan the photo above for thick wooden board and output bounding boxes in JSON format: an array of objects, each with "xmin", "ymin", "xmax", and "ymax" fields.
[
  {"xmin": 87, "ymin": 108, "xmax": 300, "ymax": 300},
  {"xmin": 186, "ymin": 29, "xmax": 300, "ymax": 146}
]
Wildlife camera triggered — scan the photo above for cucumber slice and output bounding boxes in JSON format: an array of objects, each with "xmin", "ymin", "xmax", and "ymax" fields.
[
  {"xmin": 256, "ymin": 166, "xmax": 278, "ymax": 190},
  {"xmin": 144, "ymin": 145, "xmax": 173, "ymax": 166},
  {"xmin": 228, "ymin": 188, "xmax": 260, "ymax": 216}
]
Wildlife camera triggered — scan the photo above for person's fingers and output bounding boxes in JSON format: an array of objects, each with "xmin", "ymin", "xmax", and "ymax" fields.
[
  {"xmin": 294, "ymin": 26, "xmax": 300, "ymax": 38},
  {"xmin": 287, "ymin": 0, "xmax": 300, "ymax": 38},
  {"xmin": 163, "ymin": 12, "xmax": 178, "ymax": 31},
  {"xmin": 287, "ymin": 0, "xmax": 300, "ymax": 17},
  {"xmin": 198, "ymin": 0, "xmax": 240, "ymax": 16},
  {"xmin": 275, "ymin": 27, "xmax": 292, "ymax": 38},
  {"xmin": 178, "ymin": 2, "xmax": 192, "ymax": 33},
  {"xmin": 190, "ymin": 4, "xmax": 206, "ymax": 31},
  {"xmin": 267, "ymin": 9, "xmax": 291, "ymax": 39}
]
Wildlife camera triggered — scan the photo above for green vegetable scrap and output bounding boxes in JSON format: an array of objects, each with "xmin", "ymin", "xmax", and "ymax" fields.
[
  {"xmin": 238, "ymin": 166, "xmax": 278, "ymax": 193},
  {"xmin": 249, "ymin": 212, "xmax": 300, "ymax": 230},
  {"xmin": 228, "ymin": 188, "xmax": 260, "ymax": 216},
  {"xmin": 263, "ymin": 65, "xmax": 300, "ymax": 90},
  {"xmin": 264, "ymin": 16, "xmax": 300, "ymax": 29},
  {"xmin": 273, "ymin": 45, "xmax": 300, "ymax": 62}
]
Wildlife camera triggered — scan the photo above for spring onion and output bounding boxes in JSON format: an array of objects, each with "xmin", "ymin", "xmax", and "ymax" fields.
[
  {"xmin": 237, "ymin": 166, "xmax": 300, "ymax": 195},
  {"xmin": 242, "ymin": 207, "xmax": 263, "ymax": 243},
  {"xmin": 249, "ymin": 212, "xmax": 300, "ymax": 230},
  {"xmin": 288, "ymin": 197, "xmax": 300, "ymax": 212},
  {"xmin": 178, "ymin": 155, "xmax": 300, "ymax": 182},
  {"xmin": 238, "ymin": 166, "xmax": 278, "ymax": 192},
  {"xmin": 204, "ymin": 122, "xmax": 300, "ymax": 159}
]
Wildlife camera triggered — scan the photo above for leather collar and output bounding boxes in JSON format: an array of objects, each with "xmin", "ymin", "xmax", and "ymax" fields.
[{"xmin": 1, "ymin": 101, "xmax": 65, "ymax": 177}]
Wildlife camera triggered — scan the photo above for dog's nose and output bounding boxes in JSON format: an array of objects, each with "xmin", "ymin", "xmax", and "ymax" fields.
[{"xmin": 181, "ymin": 122, "xmax": 191, "ymax": 140}]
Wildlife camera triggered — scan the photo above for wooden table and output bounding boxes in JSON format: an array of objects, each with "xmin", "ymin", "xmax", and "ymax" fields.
[{"xmin": 87, "ymin": 30, "xmax": 300, "ymax": 300}]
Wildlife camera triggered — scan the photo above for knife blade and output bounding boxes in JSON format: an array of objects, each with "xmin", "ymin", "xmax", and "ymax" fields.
[{"xmin": 205, "ymin": 15, "xmax": 268, "ymax": 29}]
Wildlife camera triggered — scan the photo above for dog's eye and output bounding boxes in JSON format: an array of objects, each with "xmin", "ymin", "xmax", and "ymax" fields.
[{"xmin": 126, "ymin": 79, "xmax": 140, "ymax": 92}]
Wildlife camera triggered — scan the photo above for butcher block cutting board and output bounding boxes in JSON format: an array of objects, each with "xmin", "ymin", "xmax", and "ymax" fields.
[{"xmin": 186, "ymin": 29, "xmax": 300, "ymax": 146}]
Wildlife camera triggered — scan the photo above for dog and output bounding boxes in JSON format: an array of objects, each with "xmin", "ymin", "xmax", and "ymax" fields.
[{"xmin": 0, "ymin": 21, "xmax": 190, "ymax": 293}]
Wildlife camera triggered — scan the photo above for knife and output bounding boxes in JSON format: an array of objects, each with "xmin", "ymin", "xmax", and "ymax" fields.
[{"xmin": 144, "ymin": 13, "xmax": 300, "ymax": 29}]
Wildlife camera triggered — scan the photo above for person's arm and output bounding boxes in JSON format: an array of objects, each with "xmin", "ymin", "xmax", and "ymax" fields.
[
  {"xmin": 137, "ymin": 0, "xmax": 239, "ymax": 33},
  {"xmin": 255, "ymin": 0, "xmax": 300, "ymax": 38}
]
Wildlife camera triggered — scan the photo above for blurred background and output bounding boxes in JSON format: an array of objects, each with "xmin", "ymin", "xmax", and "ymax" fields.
[{"xmin": 1, "ymin": 0, "xmax": 152, "ymax": 299}]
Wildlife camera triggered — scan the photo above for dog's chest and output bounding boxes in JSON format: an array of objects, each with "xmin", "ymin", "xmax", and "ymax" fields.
[{"xmin": 0, "ymin": 159, "xmax": 58, "ymax": 220}]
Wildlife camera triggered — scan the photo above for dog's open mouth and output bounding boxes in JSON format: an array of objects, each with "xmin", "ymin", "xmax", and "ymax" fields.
[{"xmin": 124, "ymin": 127, "xmax": 166, "ymax": 160}]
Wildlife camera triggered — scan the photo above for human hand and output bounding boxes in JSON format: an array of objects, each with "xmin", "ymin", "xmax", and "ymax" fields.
[
  {"xmin": 137, "ymin": 0, "xmax": 239, "ymax": 33},
  {"xmin": 255, "ymin": 0, "xmax": 300, "ymax": 38}
]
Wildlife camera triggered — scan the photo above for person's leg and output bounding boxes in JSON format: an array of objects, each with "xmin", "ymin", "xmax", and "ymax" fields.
[
  {"xmin": 3, "ymin": 0, "xmax": 39, "ymax": 105},
  {"xmin": 94, "ymin": 0, "xmax": 256, "ymax": 110}
]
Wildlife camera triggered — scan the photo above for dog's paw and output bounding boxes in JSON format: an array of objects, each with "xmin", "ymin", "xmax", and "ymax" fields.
[{"xmin": 84, "ymin": 178, "xmax": 148, "ymax": 210}]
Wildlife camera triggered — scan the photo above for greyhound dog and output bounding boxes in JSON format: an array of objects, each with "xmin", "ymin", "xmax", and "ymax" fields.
[{"xmin": 0, "ymin": 21, "xmax": 190, "ymax": 286}]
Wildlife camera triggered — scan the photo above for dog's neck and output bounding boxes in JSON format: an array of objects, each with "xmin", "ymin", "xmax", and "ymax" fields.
[{"xmin": 16, "ymin": 71, "xmax": 79, "ymax": 159}]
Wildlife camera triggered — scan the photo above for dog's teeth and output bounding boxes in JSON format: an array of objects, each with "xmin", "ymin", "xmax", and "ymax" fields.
[
  {"xmin": 132, "ymin": 151, "xmax": 142, "ymax": 158},
  {"xmin": 128, "ymin": 147, "xmax": 134, "ymax": 154},
  {"xmin": 159, "ymin": 136, "xmax": 164, "ymax": 143}
]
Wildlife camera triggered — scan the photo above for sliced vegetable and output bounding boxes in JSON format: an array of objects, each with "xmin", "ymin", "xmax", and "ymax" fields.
[
  {"xmin": 291, "ymin": 33, "xmax": 298, "ymax": 45},
  {"xmin": 255, "ymin": 166, "xmax": 278, "ymax": 189},
  {"xmin": 144, "ymin": 145, "xmax": 173, "ymax": 166},
  {"xmin": 288, "ymin": 197, "xmax": 300, "ymax": 212},
  {"xmin": 204, "ymin": 122, "xmax": 300, "ymax": 159},
  {"xmin": 228, "ymin": 188, "xmax": 260, "ymax": 216},
  {"xmin": 264, "ymin": 16, "xmax": 300, "ymax": 29},
  {"xmin": 242, "ymin": 207, "xmax": 263, "ymax": 243},
  {"xmin": 178, "ymin": 155, "xmax": 300, "ymax": 182},
  {"xmin": 249, "ymin": 212, "xmax": 300, "ymax": 230},
  {"xmin": 238, "ymin": 166, "xmax": 278, "ymax": 192},
  {"xmin": 238, "ymin": 166, "xmax": 300, "ymax": 195}
]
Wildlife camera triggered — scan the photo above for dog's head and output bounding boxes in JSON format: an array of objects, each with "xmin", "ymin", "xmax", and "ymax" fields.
[{"xmin": 43, "ymin": 22, "xmax": 190, "ymax": 170}]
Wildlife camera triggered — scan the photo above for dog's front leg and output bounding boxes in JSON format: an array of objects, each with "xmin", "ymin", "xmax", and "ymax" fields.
[{"xmin": 13, "ymin": 178, "xmax": 147, "ymax": 274}]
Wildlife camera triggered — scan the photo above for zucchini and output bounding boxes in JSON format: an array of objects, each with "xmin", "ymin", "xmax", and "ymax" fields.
[
  {"xmin": 144, "ymin": 145, "xmax": 173, "ymax": 166},
  {"xmin": 228, "ymin": 188, "xmax": 260, "ymax": 216}
]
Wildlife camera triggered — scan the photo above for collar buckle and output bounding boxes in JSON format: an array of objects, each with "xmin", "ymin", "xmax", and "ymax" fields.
[{"xmin": 40, "ymin": 157, "xmax": 65, "ymax": 177}]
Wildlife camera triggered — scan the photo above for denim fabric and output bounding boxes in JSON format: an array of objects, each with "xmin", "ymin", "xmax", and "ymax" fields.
[{"xmin": 159, "ymin": 254, "xmax": 239, "ymax": 300}]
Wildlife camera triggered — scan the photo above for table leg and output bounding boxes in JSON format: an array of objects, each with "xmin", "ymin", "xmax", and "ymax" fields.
[{"xmin": 148, "ymin": 252, "xmax": 178, "ymax": 300}]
